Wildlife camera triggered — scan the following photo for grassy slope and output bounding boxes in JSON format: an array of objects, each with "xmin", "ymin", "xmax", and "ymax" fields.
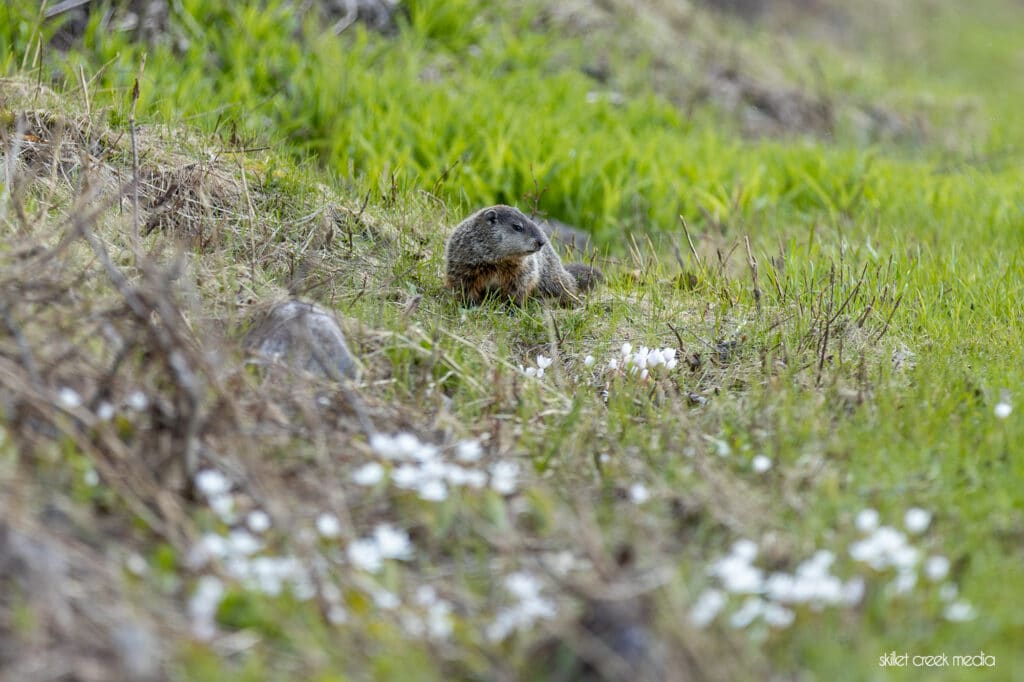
[{"xmin": 1, "ymin": 0, "xmax": 1023, "ymax": 680}]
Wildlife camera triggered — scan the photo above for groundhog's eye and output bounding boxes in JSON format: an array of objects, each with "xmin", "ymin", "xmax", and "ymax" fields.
[{"xmin": 512, "ymin": 223, "xmax": 524, "ymax": 232}]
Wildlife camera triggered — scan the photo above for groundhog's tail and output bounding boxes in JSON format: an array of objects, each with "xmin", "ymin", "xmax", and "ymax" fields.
[{"xmin": 564, "ymin": 263, "xmax": 603, "ymax": 292}]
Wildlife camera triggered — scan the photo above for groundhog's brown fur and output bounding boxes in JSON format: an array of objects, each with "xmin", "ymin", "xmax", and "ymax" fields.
[{"xmin": 445, "ymin": 205, "xmax": 601, "ymax": 306}]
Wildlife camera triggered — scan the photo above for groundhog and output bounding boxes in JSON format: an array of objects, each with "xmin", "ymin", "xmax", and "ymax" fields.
[{"xmin": 445, "ymin": 205, "xmax": 602, "ymax": 306}]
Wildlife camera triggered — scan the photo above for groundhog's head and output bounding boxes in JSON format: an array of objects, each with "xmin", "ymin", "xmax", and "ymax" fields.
[{"xmin": 476, "ymin": 205, "xmax": 547, "ymax": 256}]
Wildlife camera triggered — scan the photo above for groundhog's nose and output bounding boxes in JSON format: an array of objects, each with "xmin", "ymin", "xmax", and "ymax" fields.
[{"xmin": 533, "ymin": 238, "xmax": 545, "ymax": 251}]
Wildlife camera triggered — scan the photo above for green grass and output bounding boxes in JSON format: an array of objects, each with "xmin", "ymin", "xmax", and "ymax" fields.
[{"xmin": 2, "ymin": 0, "xmax": 1024, "ymax": 680}]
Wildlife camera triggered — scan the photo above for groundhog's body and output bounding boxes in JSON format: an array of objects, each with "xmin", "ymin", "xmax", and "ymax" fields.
[{"xmin": 445, "ymin": 205, "xmax": 601, "ymax": 306}]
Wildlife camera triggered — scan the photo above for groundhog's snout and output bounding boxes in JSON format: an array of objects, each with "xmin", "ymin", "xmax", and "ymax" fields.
[{"xmin": 532, "ymin": 237, "xmax": 545, "ymax": 251}]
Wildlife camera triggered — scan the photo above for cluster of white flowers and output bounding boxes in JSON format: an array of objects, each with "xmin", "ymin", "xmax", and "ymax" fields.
[
  {"xmin": 189, "ymin": 575, "xmax": 225, "ymax": 641},
  {"xmin": 605, "ymin": 343, "xmax": 678, "ymax": 380},
  {"xmin": 194, "ymin": 469, "xmax": 237, "ymax": 524},
  {"xmin": 57, "ymin": 386, "xmax": 150, "ymax": 421},
  {"xmin": 519, "ymin": 354, "xmax": 552, "ymax": 378},
  {"xmin": 486, "ymin": 571, "xmax": 557, "ymax": 642},
  {"xmin": 400, "ymin": 585, "xmax": 454, "ymax": 640},
  {"xmin": 695, "ymin": 540, "xmax": 863, "ymax": 630},
  {"xmin": 848, "ymin": 508, "xmax": 970, "ymax": 620},
  {"xmin": 362, "ymin": 432, "xmax": 519, "ymax": 501},
  {"xmin": 693, "ymin": 506, "xmax": 973, "ymax": 631},
  {"xmin": 347, "ymin": 524, "xmax": 414, "ymax": 573}
]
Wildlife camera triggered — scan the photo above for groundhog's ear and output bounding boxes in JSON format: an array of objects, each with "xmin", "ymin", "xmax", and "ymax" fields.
[{"xmin": 484, "ymin": 209, "xmax": 498, "ymax": 224}]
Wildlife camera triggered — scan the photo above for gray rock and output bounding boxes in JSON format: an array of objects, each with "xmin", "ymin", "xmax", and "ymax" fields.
[{"xmin": 244, "ymin": 300, "xmax": 359, "ymax": 380}]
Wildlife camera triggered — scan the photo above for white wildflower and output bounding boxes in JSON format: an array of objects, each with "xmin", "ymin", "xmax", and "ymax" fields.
[
  {"xmin": 58, "ymin": 387, "xmax": 82, "ymax": 408},
  {"xmin": 583, "ymin": 355, "xmax": 595, "ymax": 367},
  {"xmin": 455, "ymin": 439, "xmax": 483, "ymax": 462},
  {"xmin": 188, "ymin": 576, "xmax": 225, "ymax": 641},
  {"xmin": 418, "ymin": 478, "xmax": 448, "ymax": 502},
  {"xmin": 125, "ymin": 552, "xmax": 147, "ymax": 576},
  {"xmin": 762, "ymin": 602, "xmax": 795, "ymax": 628},
  {"xmin": 855, "ymin": 508, "xmax": 880, "ymax": 533},
  {"xmin": 369, "ymin": 433, "xmax": 400, "ymax": 459},
  {"xmin": 348, "ymin": 538, "xmax": 382, "ymax": 573},
  {"xmin": 96, "ymin": 402, "xmax": 115, "ymax": 421},
  {"xmin": 995, "ymin": 401, "xmax": 1012, "ymax": 418},
  {"xmin": 628, "ymin": 483, "xmax": 651, "ymax": 504},
  {"xmin": 391, "ymin": 464, "xmax": 421, "ymax": 489},
  {"xmin": 944, "ymin": 600, "xmax": 976, "ymax": 622},
  {"xmin": 536, "ymin": 355, "xmax": 552, "ymax": 369},
  {"xmin": 352, "ymin": 461, "xmax": 385, "ymax": 486},
  {"xmin": 729, "ymin": 597, "xmax": 765, "ymax": 628},
  {"xmin": 490, "ymin": 461, "xmax": 519, "ymax": 495},
  {"xmin": 427, "ymin": 601, "xmax": 453, "ymax": 638},
  {"xmin": 690, "ymin": 589, "xmax": 726, "ymax": 628},
  {"xmin": 374, "ymin": 524, "xmax": 413, "ymax": 560},
  {"xmin": 371, "ymin": 588, "xmax": 400, "ymax": 610},
  {"xmin": 83, "ymin": 468, "xmax": 100, "ymax": 487},
  {"xmin": 904, "ymin": 507, "xmax": 932, "ymax": 534},
  {"xmin": 227, "ymin": 529, "xmax": 262, "ymax": 556},
  {"xmin": 209, "ymin": 494, "xmax": 236, "ymax": 523},
  {"xmin": 126, "ymin": 391, "xmax": 149, "ymax": 411},
  {"xmin": 621, "ymin": 343, "xmax": 632, "ymax": 357},
  {"xmin": 316, "ymin": 512, "xmax": 342, "ymax": 539},
  {"xmin": 247, "ymin": 510, "xmax": 271, "ymax": 533},
  {"xmin": 194, "ymin": 469, "xmax": 231, "ymax": 498},
  {"xmin": 608, "ymin": 358, "xmax": 619, "ymax": 370},
  {"xmin": 924, "ymin": 555, "xmax": 950, "ymax": 581},
  {"xmin": 751, "ymin": 455, "xmax": 772, "ymax": 473}
]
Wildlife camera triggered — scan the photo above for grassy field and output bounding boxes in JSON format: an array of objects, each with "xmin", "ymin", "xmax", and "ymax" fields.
[{"xmin": 1, "ymin": 0, "xmax": 1022, "ymax": 680}]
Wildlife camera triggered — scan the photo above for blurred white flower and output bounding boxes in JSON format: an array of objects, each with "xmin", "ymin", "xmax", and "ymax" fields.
[
  {"xmin": 392, "ymin": 464, "xmax": 421, "ymax": 489},
  {"xmin": 732, "ymin": 539, "xmax": 758, "ymax": 561},
  {"xmin": 490, "ymin": 461, "xmax": 519, "ymax": 495},
  {"xmin": 188, "ymin": 575, "xmax": 225, "ymax": 641},
  {"xmin": 608, "ymin": 358, "xmax": 619, "ymax": 370},
  {"xmin": 195, "ymin": 469, "xmax": 231, "ymax": 498},
  {"xmin": 246, "ymin": 510, "xmax": 271, "ymax": 533},
  {"xmin": 83, "ymin": 468, "xmax": 100, "ymax": 487},
  {"xmin": 583, "ymin": 355, "xmax": 595, "ymax": 367},
  {"xmin": 536, "ymin": 355, "xmax": 552, "ymax": 369},
  {"xmin": 762, "ymin": 602, "xmax": 795, "ymax": 628},
  {"xmin": 904, "ymin": 508, "xmax": 932, "ymax": 534},
  {"xmin": 371, "ymin": 588, "xmax": 400, "ymax": 610},
  {"xmin": 855, "ymin": 508, "xmax": 880, "ymax": 533},
  {"xmin": 629, "ymin": 483, "xmax": 650, "ymax": 504},
  {"xmin": 690, "ymin": 588, "xmax": 726, "ymax": 628},
  {"xmin": 316, "ymin": 513, "xmax": 342, "ymax": 539},
  {"xmin": 455, "ymin": 439, "xmax": 483, "ymax": 462},
  {"xmin": 374, "ymin": 524, "xmax": 413, "ymax": 560},
  {"xmin": 348, "ymin": 538, "xmax": 382, "ymax": 573},
  {"xmin": 58, "ymin": 387, "xmax": 82, "ymax": 408},
  {"xmin": 418, "ymin": 478, "xmax": 448, "ymax": 502},
  {"xmin": 126, "ymin": 391, "xmax": 149, "ymax": 411},
  {"xmin": 125, "ymin": 552, "xmax": 147, "ymax": 576},
  {"xmin": 352, "ymin": 462, "xmax": 385, "ymax": 486},
  {"xmin": 621, "ymin": 343, "xmax": 632, "ymax": 356},
  {"xmin": 751, "ymin": 455, "xmax": 772, "ymax": 473},
  {"xmin": 924, "ymin": 555, "xmax": 950, "ymax": 581},
  {"xmin": 209, "ymin": 494, "xmax": 236, "ymax": 523},
  {"xmin": 995, "ymin": 401, "xmax": 1012, "ymax": 419},
  {"xmin": 938, "ymin": 583, "xmax": 958, "ymax": 602},
  {"xmin": 227, "ymin": 529, "xmax": 262, "ymax": 556},
  {"xmin": 427, "ymin": 601, "xmax": 453, "ymax": 639},
  {"xmin": 96, "ymin": 402, "xmax": 115, "ymax": 421},
  {"xmin": 944, "ymin": 600, "xmax": 976, "ymax": 622},
  {"xmin": 729, "ymin": 597, "xmax": 765, "ymax": 628}
]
